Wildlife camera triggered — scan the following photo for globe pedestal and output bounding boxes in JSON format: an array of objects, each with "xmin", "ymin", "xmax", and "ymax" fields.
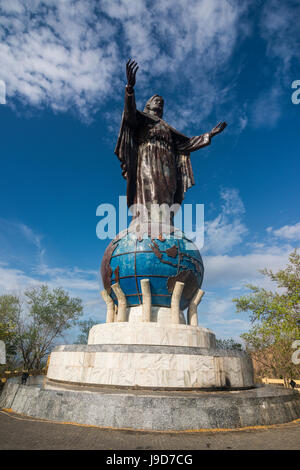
[
  {"xmin": 3, "ymin": 309, "xmax": 299, "ymax": 430},
  {"xmin": 2, "ymin": 228, "xmax": 300, "ymax": 430},
  {"xmin": 33, "ymin": 228, "xmax": 300, "ymax": 426},
  {"xmin": 100, "ymin": 227, "xmax": 205, "ymax": 313}
]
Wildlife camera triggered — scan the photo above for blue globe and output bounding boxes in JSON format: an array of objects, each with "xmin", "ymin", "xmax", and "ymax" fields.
[{"xmin": 101, "ymin": 230, "xmax": 204, "ymax": 311}]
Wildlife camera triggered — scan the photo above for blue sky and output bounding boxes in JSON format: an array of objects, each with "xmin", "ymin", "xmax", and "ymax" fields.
[{"xmin": 0, "ymin": 0, "xmax": 299, "ymax": 343}]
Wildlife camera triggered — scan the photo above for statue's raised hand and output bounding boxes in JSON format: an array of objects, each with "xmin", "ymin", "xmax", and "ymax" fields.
[
  {"xmin": 126, "ymin": 59, "xmax": 139, "ymax": 92},
  {"xmin": 210, "ymin": 121, "xmax": 227, "ymax": 138}
]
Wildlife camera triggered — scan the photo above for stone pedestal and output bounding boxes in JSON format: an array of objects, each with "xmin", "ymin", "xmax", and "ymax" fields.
[
  {"xmin": 46, "ymin": 314, "xmax": 254, "ymax": 390},
  {"xmin": 2, "ymin": 303, "xmax": 300, "ymax": 430},
  {"xmin": 1, "ymin": 238, "xmax": 299, "ymax": 429}
]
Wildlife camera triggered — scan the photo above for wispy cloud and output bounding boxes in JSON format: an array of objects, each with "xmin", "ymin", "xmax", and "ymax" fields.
[
  {"xmin": 0, "ymin": 0, "xmax": 248, "ymax": 125},
  {"xmin": 0, "ymin": 219, "xmax": 45, "ymax": 266},
  {"xmin": 249, "ymin": 0, "xmax": 300, "ymax": 128},
  {"xmin": 190, "ymin": 188, "xmax": 297, "ymax": 339},
  {"xmin": 260, "ymin": 0, "xmax": 300, "ymax": 73},
  {"xmin": 203, "ymin": 248, "xmax": 292, "ymax": 290},
  {"xmin": 202, "ymin": 188, "xmax": 247, "ymax": 255},
  {"xmin": 0, "ymin": 218, "xmax": 105, "ymax": 329},
  {"xmin": 267, "ymin": 222, "xmax": 300, "ymax": 241},
  {"xmin": 0, "ymin": 0, "xmax": 119, "ymax": 117},
  {"xmin": 1, "ymin": 0, "xmax": 298, "ymax": 131},
  {"xmin": 200, "ymin": 188, "xmax": 295, "ymax": 290},
  {"xmin": 197, "ymin": 292, "xmax": 251, "ymax": 341},
  {"xmin": 251, "ymin": 85, "xmax": 283, "ymax": 128},
  {"xmin": 199, "ymin": 244, "xmax": 294, "ymax": 339}
]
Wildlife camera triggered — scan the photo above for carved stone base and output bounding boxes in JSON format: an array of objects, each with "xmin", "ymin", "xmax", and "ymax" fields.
[
  {"xmin": 46, "ymin": 322, "xmax": 254, "ymax": 390},
  {"xmin": 46, "ymin": 343, "xmax": 254, "ymax": 389}
]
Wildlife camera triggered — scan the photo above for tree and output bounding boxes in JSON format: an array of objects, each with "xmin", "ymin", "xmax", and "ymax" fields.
[
  {"xmin": 233, "ymin": 249, "xmax": 300, "ymax": 384},
  {"xmin": 216, "ymin": 338, "xmax": 243, "ymax": 351},
  {"xmin": 0, "ymin": 285, "xmax": 83, "ymax": 369},
  {"xmin": 76, "ymin": 319, "xmax": 98, "ymax": 344}
]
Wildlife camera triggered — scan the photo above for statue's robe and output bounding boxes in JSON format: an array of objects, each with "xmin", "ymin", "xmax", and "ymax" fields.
[{"xmin": 115, "ymin": 87, "xmax": 211, "ymax": 211}]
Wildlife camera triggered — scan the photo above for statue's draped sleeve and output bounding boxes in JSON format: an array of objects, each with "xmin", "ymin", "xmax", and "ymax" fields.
[{"xmin": 172, "ymin": 132, "xmax": 211, "ymax": 205}]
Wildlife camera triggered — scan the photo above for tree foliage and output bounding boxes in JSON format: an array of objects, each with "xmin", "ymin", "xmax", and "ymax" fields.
[
  {"xmin": 0, "ymin": 285, "xmax": 83, "ymax": 369},
  {"xmin": 233, "ymin": 249, "xmax": 300, "ymax": 382},
  {"xmin": 216, "ymin": 338, "xmax": 243, "ymax": 351},
  {"xmin": 76, "ymin": 319, "xmax": 98, "ymax": 344}
]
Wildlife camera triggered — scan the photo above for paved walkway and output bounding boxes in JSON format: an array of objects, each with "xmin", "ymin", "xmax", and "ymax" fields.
[{"xmin": 0, "ymin": 410, "xmax": 300, "ymax": 450}]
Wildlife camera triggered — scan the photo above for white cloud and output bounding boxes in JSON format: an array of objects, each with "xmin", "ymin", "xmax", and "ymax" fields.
[
  {"xmin": 0, "ymin": 219, "xmax": 106, "ymax": 328},
  {"xmin": 37, "ymin": 265, "xmax": 99, "ymax": 292},
  {"xmin": 0, "ymin": 0, "xmax": 248, "ymax": 122},
  {"xmin": 0, "ymin": 219, "xmax": 45, "ymax": 266},
  {"xmin": 198, "ymin": 243, "xmax": 294, "ymax": 339},
  {"xmin": 197, "ymin": 293, "xmax": 251, "ymax": 340},
  {"xmin": 1, "ymin": 0, "xmax": 298, "ymax": 132},
  {"xmin": 260, "ymin": 0, "xmax": 300, "ymax": 72},
  {"xmin": 18, "ymin": 223, "xmax": 43, "ymax": 250},
  {"xmin": 101, "ymin": 0, "xmax": 244, "ymax": 71},
  {"xmin": 249, "ymin": 1, "xmax": 300, "ymax": 128},
  {"xmin": 203, "ymin": 247, "xmax": 292, "ymax": 290},
  {"xmin": 220, "ymin": 187, "xmax": 245, "ymax": 216},
  {"xmin": 0, "ymin": 259, "xmax": 105, "ymax": 344},
  {"xmin": 202, "ymin": 188, "xmax": 247, "ymax": 255},
  {"xmin": 0, "ymin": 264, "xmax": 37, "ymax": 293},
  {"xmin": 0, "ymin": 260, "xmax": 103, "ymax": 309},
  {"xmin": 0, "ymin": 0, "xmax": 119, "ymax": 117},
  {"xmin": 251, "ymin": 85, "xmax": 283, "ymax": 128},
  {"xmin": 204, "ymin": 216, "xmax": 247, "ymax": 255},
  {"xmin": 268, "ymin": 222, "xmax": 300, "ymax": 241}
]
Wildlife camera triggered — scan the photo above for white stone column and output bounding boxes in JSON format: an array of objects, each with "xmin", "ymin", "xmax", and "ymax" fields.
[
  {"xmin": 140, "ymin": 279, "xmax": 151, "ymax": 322},
  {"xmin": 101, "ymin": 289, "xmax": 115, "ymax": 323},
  {"xmin": 171, "ymin": 281, "xmax": 185, "ymax": 324},
  {"xmin": 187, "ymin": 289, "xmax": 205, "ymax": 326},
  {"xmin": 111, "ymin": 283, "xmax": 127, "ymax": 322},
  {"xmin": 114, "ymin": 303, "xmax": 118, "ymax": 322}
]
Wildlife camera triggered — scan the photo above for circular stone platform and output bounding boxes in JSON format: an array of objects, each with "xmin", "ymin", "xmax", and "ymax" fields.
[
  {"xmin": 1, "ymin": 381, "xmax": 300, "ymax": 431},
  {"xmin": 46, "ymin": 342, "xmax": 254, "ymax": 389},
  {"xmin": 46, "ymin": 322, "xmax": 254, "ymax": 390},
  {"xmin": 88, "ymin": 322, "xmax": 216, "ymax": 347}
]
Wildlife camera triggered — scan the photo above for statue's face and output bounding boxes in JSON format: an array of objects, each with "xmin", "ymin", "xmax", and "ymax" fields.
[{"xmin": 148, "ymin": 96, "xmax": 164, "ymax": 117}]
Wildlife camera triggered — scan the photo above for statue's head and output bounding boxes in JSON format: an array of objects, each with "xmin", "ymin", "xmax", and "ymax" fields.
[{"xmin": 144, "ymin": 94, "xmax": 164, "ymax": 118}]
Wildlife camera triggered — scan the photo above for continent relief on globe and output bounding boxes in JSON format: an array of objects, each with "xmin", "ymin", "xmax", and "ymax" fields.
[{"xmin": 101, "ymin": 232, "xmax": 204, "ymax": 311}]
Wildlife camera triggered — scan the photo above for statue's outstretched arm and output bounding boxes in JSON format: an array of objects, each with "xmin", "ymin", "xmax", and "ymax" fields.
[
  {"xmin": 124, "ymin": 59, "xmax": 139, "ymax": 128},
  {"xmin": 175, "ymin": 121, "xmax": 227, "ymax": 154},
  {"xmin": 176, "ymin": 133, "xmax": 211, "ymax": 154},
  {"xmin": 210, "ymin": 121, "xmax": 227, "ymax": 137},
  {"xmin": 126, "ymin": 59, "xmax": 138, "ymax": 93}
]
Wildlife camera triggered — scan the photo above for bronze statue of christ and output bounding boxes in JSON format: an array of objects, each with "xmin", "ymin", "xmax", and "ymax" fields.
[{"xmin": 115, "ymin": 59, "xmax": 227, "ymax": 217}]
